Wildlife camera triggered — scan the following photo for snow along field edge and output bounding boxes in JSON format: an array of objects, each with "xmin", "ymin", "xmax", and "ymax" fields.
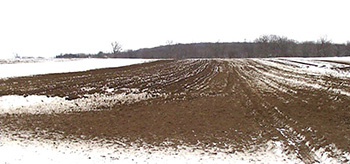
[{"xmin": 0, "ymin": 58, "xmax": 156, "ymax": 79}]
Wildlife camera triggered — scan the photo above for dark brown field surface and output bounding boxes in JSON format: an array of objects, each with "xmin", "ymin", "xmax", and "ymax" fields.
[{"xmin": 1, "ymin": 59, "xmax": 350, "ymax": 163}]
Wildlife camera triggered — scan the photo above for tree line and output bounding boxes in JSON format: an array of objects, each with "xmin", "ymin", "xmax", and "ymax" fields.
[{"xmin": 56, "ymin": 35, "xmax": 350, "ymax": 59}]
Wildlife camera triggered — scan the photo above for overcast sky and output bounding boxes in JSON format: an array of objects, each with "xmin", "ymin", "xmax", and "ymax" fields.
[{"xmin": 0, "ymin": 0, "xmax": 349, "ymax": 59}]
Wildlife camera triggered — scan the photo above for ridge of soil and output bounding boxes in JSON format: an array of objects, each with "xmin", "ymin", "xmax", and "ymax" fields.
[{"xmin": 1, "ymin": 59, "xmax": 350, "ymax": 163}]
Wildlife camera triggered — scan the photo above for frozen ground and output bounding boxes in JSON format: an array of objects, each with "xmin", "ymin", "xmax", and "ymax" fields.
[
  {"xmin": 307, "ymin": 56, "xmax": 350, "ymax": 64},
  {"xmin": 1, "ymin": 57, "xmax": 350, "ymax": 163},
  {"xmin": 0, "ymin": 90, "xmax": 161, "ymax": 114},
  {"xmin": 0, "ymin": 58, "xmax": 155, "ymax": 79},
  {"xmin": 0, "ymin": 133, "xmax": 303, "ymax": 164},
  {"xmin": 251, "ymin": 57, "xmax": 350, "ymax": 97},
  {"xmin": 2, "ymin": 132, "xmax": 349, "ymax": 164}
]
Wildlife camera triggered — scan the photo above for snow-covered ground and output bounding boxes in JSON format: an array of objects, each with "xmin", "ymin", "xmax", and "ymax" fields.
[
  {"xmin": 255, "ymin": 57, "xmax": 350, "ymax": 78},
  {"xmin": 2, "ymin": 132, "xmax": 349, "ymax": 164},
  {"xmin": 308, "ymin": 56, "xmax": 350, "ymax": 64},
  {"xmin": 0, "ymin": 89, "xmax": 165, "ymax": 114},
  {"xmin": 0, "ymin": 58, "xmax": 155, "ymax": 79},
  {"xmin": 0, "ymin": 133, "xmax": 304, "ymax": 164},
  {"xmin": 250, "ymin": 57, "xmax": 350, "ymax": 97}
]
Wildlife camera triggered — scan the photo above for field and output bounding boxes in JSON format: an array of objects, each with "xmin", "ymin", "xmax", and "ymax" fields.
[{"xmin": 1, "ymin": 58, "xmax": 350, "ymax": 163}]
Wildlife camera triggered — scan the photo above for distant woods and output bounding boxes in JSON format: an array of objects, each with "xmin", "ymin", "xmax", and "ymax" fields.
[{"xmin": 56, "ymin": 35, "xmax": 350, "ymax": 59}]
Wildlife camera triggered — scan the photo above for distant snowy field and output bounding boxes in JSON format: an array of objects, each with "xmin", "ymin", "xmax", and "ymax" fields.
[
  {"xmin": 0, "ymin": 58, "xmax": 155, "ymax": 79},
  {"xmin": 1, "ymin": 57, "xmax": 349, "ymax": 79}
]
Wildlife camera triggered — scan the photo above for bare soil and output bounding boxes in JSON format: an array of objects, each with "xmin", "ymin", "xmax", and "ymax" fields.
[{"xmin": 1, "ymin": 59, "xmax": 350, "ymax": 163}]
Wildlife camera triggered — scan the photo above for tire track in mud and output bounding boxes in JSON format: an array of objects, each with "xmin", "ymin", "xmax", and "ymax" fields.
[
  {"xmin": 230, "ymin": 60, "xmax": 316, "ymax": 162},
  {"xmin": 1, "ymin": 59, "xmax": 349, "ymax": 163},
  {"xmin": 232, "ymin": 59, "xmax": 350, "ymax": 163}
]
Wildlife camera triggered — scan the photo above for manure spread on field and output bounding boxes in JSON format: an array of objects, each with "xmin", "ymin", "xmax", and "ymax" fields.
[{"xmin": 1, "ymin": 59, "xmax": 350, "ymax": 163}]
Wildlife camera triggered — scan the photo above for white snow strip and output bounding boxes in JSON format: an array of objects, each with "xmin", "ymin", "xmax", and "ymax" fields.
[
  {"xmin": 0, "ymin": 134, "xmax": 303, "ymax": 164},
  {"xmin": 0, "ymin": 58, "xmax": 156, "ymax": 79},
  {"xmin": 313, "ymin": 144, "xmax": 350, "ymax": 164},
  {"xmin": 0, "ymin": 58, "xmax": 58, "ymax": 64},
  {"xmin": 302, "ymin": 56, "xmax": 350, "ymax": 64},
  {"xmin": 254, "ymin": 58, "xmax": 350, "ymax": 79},
  {"xmin": 257, "ymin": 68, "xmax": 350, "ymax": 96},
  {"xmin": 0, "ymin": 91, "xmax": 159, "ymax": 114}
]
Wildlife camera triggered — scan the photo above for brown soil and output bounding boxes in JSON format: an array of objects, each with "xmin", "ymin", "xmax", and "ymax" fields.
[{"xmin": 1, "ymin": 59, "xmax": 350, "ymax": 163}]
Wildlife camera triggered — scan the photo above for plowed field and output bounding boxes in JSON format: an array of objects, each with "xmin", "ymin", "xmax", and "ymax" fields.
[{"xmin": 1, "ymin": 59, "xmax": 350, "ymax": 163}]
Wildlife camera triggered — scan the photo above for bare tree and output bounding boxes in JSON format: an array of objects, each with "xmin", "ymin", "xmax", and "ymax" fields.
[
  {"xmin": 210, "ymin": 41, "xmax": 226, "ymax": 58},
  {"xmin": 14, "ymin": 53, "xmax": 20, "ymax": 59},
  {"xmin": 254, "ymin": 35, "xmax": 300, "ymax": 57},
  {"xmin": 316, "ymin": 36, "xmax": 334, "ymax": 57},
  {"xmin": 346, "ymin": 41, "xmax": 350, "ymax": 56},
  {"xmin": 165, "ymin": 40, "xmax": 176, "ymax": 58},
  {"xmin": 166, "ymin": 40, "xmax": 174, "ymax": 46},
  {"xmin": 111, "ymin": 41, "xmax": 122, "ymax": 54},
  {"xmin": 254, "ymin": 35, "xmax": 278, "ymax": 57}
]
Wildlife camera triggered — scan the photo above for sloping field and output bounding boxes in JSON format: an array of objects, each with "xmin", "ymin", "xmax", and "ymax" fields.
[
  {"xmin": 1, "ymin": 58, "xmax": 350, "ymax": 163},
  {"xmin": 0, "ymin": 58, "xmax": 154, "ymax": 79}
]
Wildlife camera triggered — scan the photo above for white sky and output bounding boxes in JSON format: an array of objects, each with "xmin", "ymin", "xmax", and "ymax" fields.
[{"xmin": 0, "ymin": 0, "xmax": 349, "ymax": 59}]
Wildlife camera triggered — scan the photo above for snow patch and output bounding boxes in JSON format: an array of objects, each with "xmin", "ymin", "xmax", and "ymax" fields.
[
  {"xmin": 0, "ymin": 91, "xmax": 160, "ymax": 114},
  {"xmin": 0, "ymin": 134, "xmax": 304, "ymax": 164},
  {"xmin": 2, "ymin": 131, "xmax": 347, "ymax": 164},
  {"xmin": 0, "ymin": 58, "xmax": 156, "ymax": 79}
]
